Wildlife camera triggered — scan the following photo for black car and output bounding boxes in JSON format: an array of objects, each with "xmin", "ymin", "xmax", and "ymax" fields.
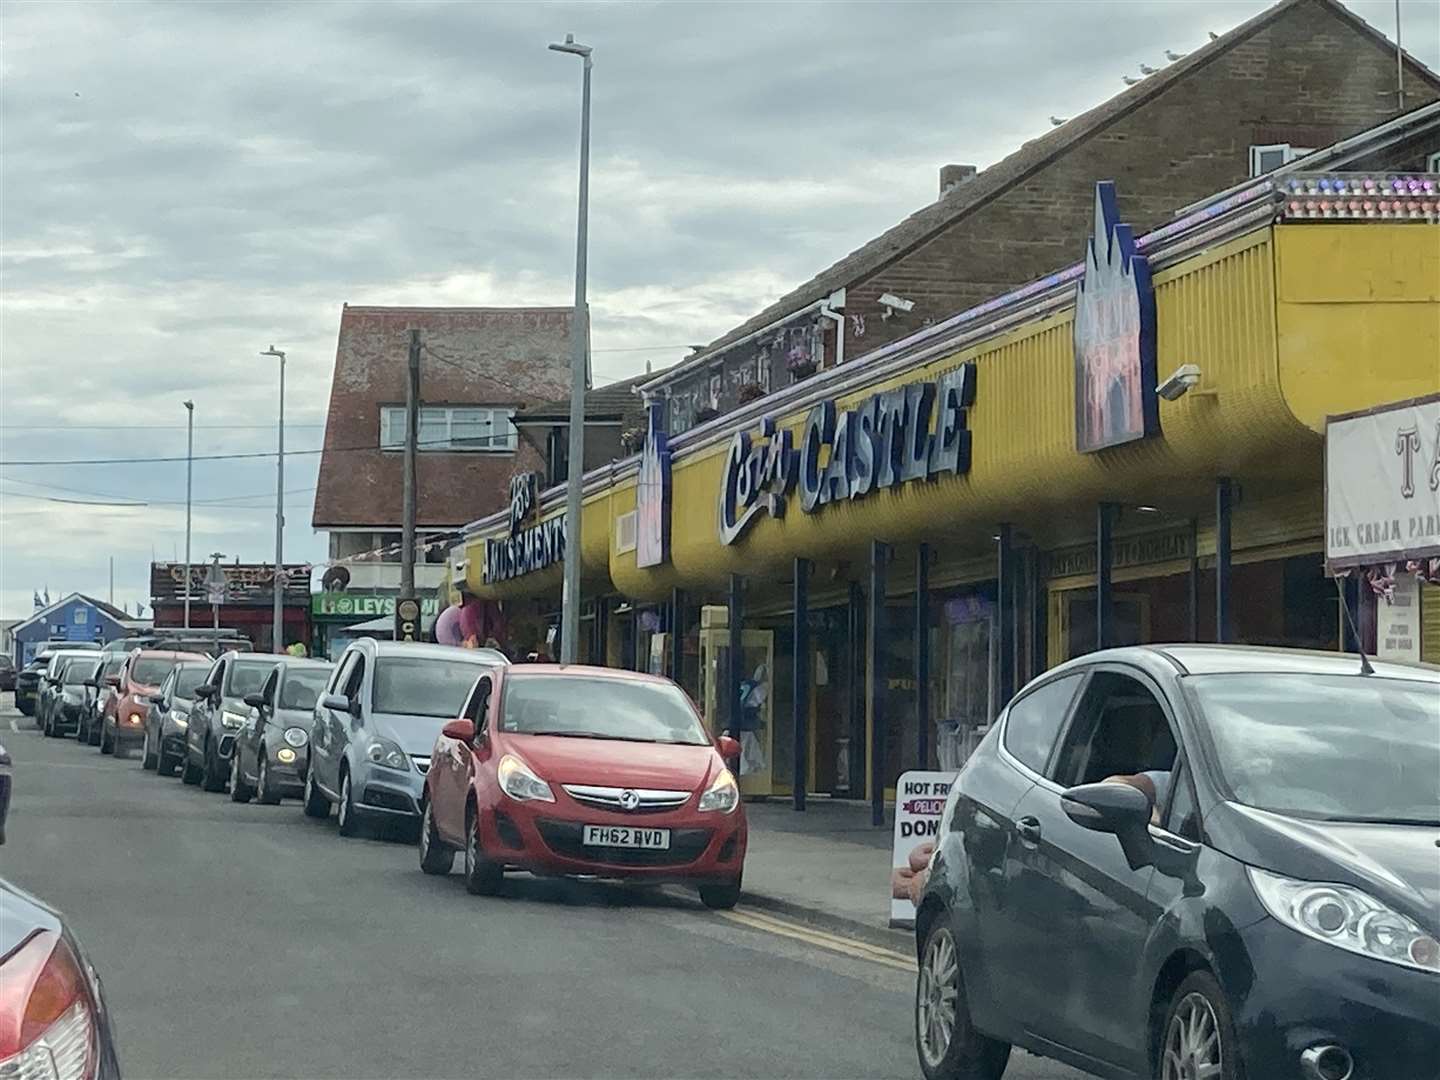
[
  {"xmin": 0, "ymin": 653, "xmax": 15, "ymax": 692},
  {"xmin": 140, "ymin": 660, "xmax": 211, "ymax": 777},
  {"xmin": 44, "ymin": 655, "xmax": 102, "ymax": 738},
  {"xmin": 184, "ymin": 651, "xmax": 284, "ymax": 792},
  {"xmin": 0, "ymin": 742, "xmax": 123, "ymax": 1077},
  {"xmin": 226, "ymin": 658, "xmax": 333, "ymax": 805},
  {"xmin": 79, "ymin": 652, "xmax": 131, "ymax": 746},
  {"xmin": 913, "ymin": 644, "xmax": 1438, "ymax": 1080},
  {"xmin": 14, "ymin": 658, "xmax": 45, "ymax": 716}
]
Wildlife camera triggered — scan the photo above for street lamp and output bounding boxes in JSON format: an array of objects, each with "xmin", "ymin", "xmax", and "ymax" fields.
[
  {"xmin": 260, "ymin": 346, "xmax": 286, "ymax": 654},
  {"xmin": 549, "ymin": 31, "xmax": 592, "ymax": 665},
  {"xmin": 183, "ymin": 399, "xmax": 195, "ymax": 629}
]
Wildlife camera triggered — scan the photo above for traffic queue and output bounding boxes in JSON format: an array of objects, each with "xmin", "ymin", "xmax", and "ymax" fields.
[{"xmin": 17, "ymin": 632, "xmax": 749, "ymax": 910}]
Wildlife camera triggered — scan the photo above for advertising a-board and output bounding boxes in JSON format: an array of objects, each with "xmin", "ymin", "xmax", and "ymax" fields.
[{"xmin": 889, "ymin": 770, "xmax": 955, "ymax": 928}]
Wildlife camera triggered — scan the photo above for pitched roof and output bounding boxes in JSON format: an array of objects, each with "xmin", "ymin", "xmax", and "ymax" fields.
[
  {"xmin": 11, "ymin": 593, "xmax": 132, "ymax": 635},
  {"xmin": 645, "ymin": 0, "xmax": 1440, "ymax": 391},
  {"xmin": 514, "ymin": 370, "xmax": 658, "ymax": 426},
  {"xmin": 312, "ymin": 305, "xmax": 573, "ymax": 529}
]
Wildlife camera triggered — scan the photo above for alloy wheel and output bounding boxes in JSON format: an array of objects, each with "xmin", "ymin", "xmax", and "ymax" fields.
[
  {"xmin": 917, "ymin": 927, "xmax": 959, "ymax": 1069},
  {"xmin": 464, "ymin": 811, "xmax": 476, "ymax": 877},
  {"xmin": 338, "ymin": 773, "xmax": 350, "ymax": 829},
  {"xmin": 420, "ymin": 802, "xmax": 433, "ymax": 860},
  {"xmin": 1162, "ymin": 992, "xmax": 1223, "ymax": 1080}
]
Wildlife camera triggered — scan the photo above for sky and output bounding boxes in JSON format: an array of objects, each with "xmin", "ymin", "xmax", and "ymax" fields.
[{"xmin": 2, "ymin": 0, "xmax": 1437, "ymax": 622}]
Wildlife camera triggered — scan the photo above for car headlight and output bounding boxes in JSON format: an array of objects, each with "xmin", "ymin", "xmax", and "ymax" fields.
[
  {"xmin": 697, "ymin": 768, "xmax": 740, "ymax": 813},
  {"xmin": 497, "ymin": 754, "xmax": 554, "ymax": 803},
  {"xmin": 169, "ymin": 710, "xmax": 188, "ymax": 729},
  {"xmin": 283, "ymin": 727, "xmax": 308, "ymax": 748},
  {"xmin": 276, "ymin": 748, "xmax": 297, "ymax": 764},
  {"xmin": 365, "ymin": 738, "xmax": 408, "ymax": 772},
  {"xmin": 1248, "ymin": 867, "xmax": 1440, "ymax": 973},
  {"xmin": 221, "ymin": 709, "xmax": 247, "ymax": 730}
]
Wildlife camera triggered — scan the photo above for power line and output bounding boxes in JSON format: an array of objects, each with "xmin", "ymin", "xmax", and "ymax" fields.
[
  {"xmin": 0, "ymin": 431, "xmax": 512, "ymax": 467},
  {"xmin": 0, "ymin": 423, "xmax": 326, "ymax": 431}
]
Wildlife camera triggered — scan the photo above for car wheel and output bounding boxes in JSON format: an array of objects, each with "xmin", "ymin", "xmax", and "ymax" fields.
[
  {"xmin": 698, "ymin": 879, "xmax": 742, "ymax": 910},
  {"xmin": 256, "ymin": 754, "xmax": 281, "ymax": 805},
  {"xmin": 201, "ymin": 738, "xmax": 226, "ymax": 793},
  {"xmin": 76, "ymin": 715, "xmax": 89, "ymax": 743},
  {"xmin": 1159, "ymin": 972, "xmax": 1241, "ymax": 1080},
  {"xmin": 141, "ymin": 730, "xmax": 158, "ymax": 771},
  {"xmin": 463, "ymin": 803, "xmax": 503, "ymax": 895},
  {"xmin": 915, "ymin": 920, "xmax": 1010, "ymax": 1080},
  {"xmin": 156, "ymin": 740, "xmax": 178, "ymax": 777},
  {"xmin": 88, "ymin": 718, "xmax": 103, "ymax": 746},
  {"xmin": 302, "ymin": 768, "xmax": 329, "ymax": 819},
  {"xmin": 229, "ymin": 752, "xmax": 253, "ymax": 803},
  {"xmin": 336, "ymin": 768, "xmax": 361, "ymax": 837},
  {"xmin": 100, "ymin": 724, "xmax": 114, "ymax": 755},
  {"xmin": 418, "ymin": 798, "xmax": 455, "ymax": 876},
  {"xmin": 181, "ymin": 747, "xmax": 202, "ymax": 785}
]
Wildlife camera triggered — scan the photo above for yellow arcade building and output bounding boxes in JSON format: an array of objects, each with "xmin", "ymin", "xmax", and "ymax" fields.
[{"xmin": 452, "ymin": 139, "xmax": 1440, "ymax": 820}]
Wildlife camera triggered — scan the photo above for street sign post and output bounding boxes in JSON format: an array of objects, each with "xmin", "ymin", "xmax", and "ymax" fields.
[{"xmin": 394, "ymin": 597, "xmax": 421, "ymax": 643}]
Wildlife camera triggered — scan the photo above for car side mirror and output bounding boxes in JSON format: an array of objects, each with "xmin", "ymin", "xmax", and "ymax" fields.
[
  {"xmin": 320, "ymin": 692, "xmax": 350, "ymax": 713},
  {"xmin": 84, "ymin": 679, "xmax": 97, "ymax": 689},
  {"xmin": 243, "ymin": 693, "xmax": 265, "ymax": 709},
  {"xmin": 716, "ymin": 734, "xmax": 742, "ymax": 762},
  {"xmin": 147, "ymin": 694, "xmax": 166, "ymax": 706},
  {"xmin": 193, "ymin": 684, "xmax": 214, "ymax": 700},
  {"xmin": 442, "ymin": 718, "xmax": 476, "ymax": 743},
  {"xmin": 104, "ymin": 675, "xmax": 121, "ymax": 688},
  {"xmin": 1062, "ymin": 782, "xmax": 1154, "ymax": 871}
]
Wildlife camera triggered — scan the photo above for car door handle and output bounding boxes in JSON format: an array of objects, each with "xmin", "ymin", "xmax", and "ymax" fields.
[{"xmin": 1016, "ymin": 817, "xmax": 1042, "ymax": 846}]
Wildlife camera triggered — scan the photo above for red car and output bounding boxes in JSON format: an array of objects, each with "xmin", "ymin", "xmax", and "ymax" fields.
[
  {"xmin": 101, "ymin": 649, "xmax": 208, "ymax": 757},
  {"xmin": 419, "ymin": 664, "xmax": 747, "ymax": 909}
]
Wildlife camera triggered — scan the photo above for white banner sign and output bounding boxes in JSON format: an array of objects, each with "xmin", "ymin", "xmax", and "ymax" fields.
[
  {"xmin": 889, "ymin": 770, "xmax": 956, "ymax": 928},
  {"xmin": 1376, "ymin": 574, "xmax": 1422, "ymax": 663},
  {"xmin": 1325, "ymin": 396, "xmax": 1440, "ymax": 571}
]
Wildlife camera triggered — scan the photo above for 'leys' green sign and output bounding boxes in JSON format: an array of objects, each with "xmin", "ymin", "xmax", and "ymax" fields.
[{"xmin": 311, "ymin": 593, "xmax": 439, "ymax": 618}]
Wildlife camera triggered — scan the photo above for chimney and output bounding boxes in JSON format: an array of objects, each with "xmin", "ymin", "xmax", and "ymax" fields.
[{"xmin": 939, "ymin": 163, "xmax": 977, "ymax": 197}]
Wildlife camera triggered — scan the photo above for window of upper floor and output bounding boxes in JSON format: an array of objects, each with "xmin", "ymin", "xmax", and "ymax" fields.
[{"xmin": 379, "ymin": 405, "xmax": 517, "ymax": 453}]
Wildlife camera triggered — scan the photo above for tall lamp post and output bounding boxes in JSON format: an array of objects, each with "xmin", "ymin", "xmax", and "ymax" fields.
[
  {"xmin": 549, "ymin": 32, "xmax": 592, "ymax": 665},
  {"xmin": 183, "ymin": 399, "xmax": 195, "ymax": 629},
  {"xmin": 261, "ymin": 346, "xmax": 286, "ymax": 653}
]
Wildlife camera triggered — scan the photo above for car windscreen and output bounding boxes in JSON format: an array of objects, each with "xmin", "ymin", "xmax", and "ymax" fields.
[
  {"xmin": 500, "ymin": 675, "xmax": 710, "ymax": 745},
  {"xmin": 371, "ymin": 657, "xmax": 487, "ymax": 719},
  {"xmin": 131, "ymin": 657, "xmax": 183, "ymax": 687},
  {"xmin": 279, "ymin": 668, "xmax": 331, "ymax": 711},
  {"xmin": 173, "ymin": 666, "xmax": 209, "ymax": 698},
  {"xmin": 62, "ymin": 661, "xmax": 97, "ymax": 685},
  {"xmin": 225, "ymin": 660, "xmax": 280, "ymax": 698},
  {"xmin": 1187, "ymin": 673, "xmax": 1440, "ymax": 825}
]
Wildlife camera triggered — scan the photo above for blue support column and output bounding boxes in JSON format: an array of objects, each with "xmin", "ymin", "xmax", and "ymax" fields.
[
  {"xmin": 915, "ymin": 545, "xmax": 930, "ymax": 770},
  {"xmin": 1188, "ymin": 518, "xmax": 1200, "ymax": 642},
  {"xmin": 868, "ymin": 540, "xmax": 889, "ymax": 828},
  {"xmin": 1097, "ymin": 503, "xmax": 1116, "ymax": 652},
  {"xmin": 792, "ymin": 558, "xmax": 810, "ymax": 811}
]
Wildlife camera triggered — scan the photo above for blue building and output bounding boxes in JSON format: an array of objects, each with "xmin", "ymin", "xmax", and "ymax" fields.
[{"xmin": 10, "ymin": 593, "xmax": 141, "ymax": 666}]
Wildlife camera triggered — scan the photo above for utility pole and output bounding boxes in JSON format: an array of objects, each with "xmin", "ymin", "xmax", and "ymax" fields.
[
  {"xmin": 396, "ymin": 328, "xmax": 422, "ymax": 643},
  {"xmin": 1395, "ymin": 0, "xmax": 1405, "ymax": 114},
  {"xmin": 108, "ymin": 557, "xmax": 114, "ymax": 605},
  {"xmin": 549, "ymin": 32, "xmax": 593, "ymax": 665},
  {"xmin": 183, "ymin": 400, "xmax": 194, "ymax": 629},
  {"xmin": 261, "ymin": 347, "xmax": 287, "ymax": 653}
]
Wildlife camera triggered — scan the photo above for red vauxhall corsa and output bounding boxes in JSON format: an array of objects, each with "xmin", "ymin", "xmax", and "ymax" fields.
[
  {"xmin": 419, "ymin": 664, "xmax": 747, "ymax": 909},
  {"xmin": 101, "ymin": 649, "xmax": 209, "ymax": 757}
]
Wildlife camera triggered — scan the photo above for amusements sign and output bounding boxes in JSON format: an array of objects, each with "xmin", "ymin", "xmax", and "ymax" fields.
[{"xmin": 889, "ymin": 770, "xmax": 956, "ymax": 928}]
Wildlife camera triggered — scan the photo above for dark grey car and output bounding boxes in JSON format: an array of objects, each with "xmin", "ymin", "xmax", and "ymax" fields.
[
  {"xmin": 79, "ymin": 652, "xmax": 129, "ymax": 745},
  {"xmin": 184, "ymin": 651, "xmax": 284, "ymax": 792},
  {"xmin": 42, "ymin": 653, "xmax": 103, "ymax": 738},
  {"xmin": 226, "ymin": 658, "xmax": 334, "ymax": 804},
  {"xmin": 141, "ymin": 661, "xmax": 211, "ymax": 777}
]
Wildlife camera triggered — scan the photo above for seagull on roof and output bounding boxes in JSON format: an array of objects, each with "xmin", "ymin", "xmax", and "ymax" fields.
[
  {"xmin": 1050, "ymin": 116, "xmax": 1069, "ymax": 126},
  {"xmin": 1166, "ymin": 49, "xmax": 1187, "ymax": 61},
  {"xmin": 1139, "ymin": 63, "xmax": 1159, "ymax": 75},
  {"xmin": 1209, "ymin": 31, "xmax": 1219, "ymax": 40},
  {"xmin": 1122, "ymin": 75, "xmax": 1142, "ymax": 85}
]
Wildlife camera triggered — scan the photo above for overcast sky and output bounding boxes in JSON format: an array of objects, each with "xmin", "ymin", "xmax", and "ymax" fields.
[{"xmin": 2, "ymin": 0, "xmax": 1436, "ymax": 622}]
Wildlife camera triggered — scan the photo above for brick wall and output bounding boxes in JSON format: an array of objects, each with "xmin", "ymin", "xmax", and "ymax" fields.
[{"xmin": 845, "ymin": 0, "xmax": 1439, "ymax": 355}]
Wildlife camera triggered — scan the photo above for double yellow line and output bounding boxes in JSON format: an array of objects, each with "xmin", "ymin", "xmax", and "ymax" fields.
[{"xmin": 720, "ymin": 908, "xmax": 916, "ymax": 973}]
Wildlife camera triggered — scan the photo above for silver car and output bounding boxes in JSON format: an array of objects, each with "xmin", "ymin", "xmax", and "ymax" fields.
[
  {"xmin": 303, "ymin": 640, "xmax": 507, "ymax": 837},
  {"xmin": 225, "ymin": 658, "xmax": 334, "ymax": 804}
]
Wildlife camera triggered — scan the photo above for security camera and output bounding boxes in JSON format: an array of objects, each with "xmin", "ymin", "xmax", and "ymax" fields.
[
  {"xmin": 878, "ymin": 293, "xmax": 915, "ymax": 320},
  {"xmin": 1156, "ymin": 363, "xmax": 1202, "ymax": 401}
]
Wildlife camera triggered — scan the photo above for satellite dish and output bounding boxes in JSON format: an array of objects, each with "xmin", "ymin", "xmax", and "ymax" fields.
[{"xmin": 321, "ymin": 565, "xmax": 351, "ymax": 592}]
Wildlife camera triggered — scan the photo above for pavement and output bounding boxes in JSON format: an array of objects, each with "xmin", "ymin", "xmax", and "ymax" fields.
[{"xmin": 0, "ymin": 694, "xmax": 1086, "ymax": 1079}]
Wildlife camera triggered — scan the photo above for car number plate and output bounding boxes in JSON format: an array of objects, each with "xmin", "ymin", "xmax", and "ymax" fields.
[{"xmin": 582, "ymin": 824, "xmax": 671, "ymax": 850}]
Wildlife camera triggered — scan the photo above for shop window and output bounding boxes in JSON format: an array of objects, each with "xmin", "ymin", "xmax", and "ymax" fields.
[{"xmin": 1281, "ymin": 554, "xmax": 1337, "ymax": 649}]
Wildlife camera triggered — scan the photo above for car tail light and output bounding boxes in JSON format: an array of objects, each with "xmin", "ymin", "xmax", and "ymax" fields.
[{"xmin": 0, "ymin": 931, "xmax": 97, "ymax": 1079}]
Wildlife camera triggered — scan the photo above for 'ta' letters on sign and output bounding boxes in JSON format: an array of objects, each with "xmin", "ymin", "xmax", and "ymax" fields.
[{"xmin": 718, "ymin": 364, "xmax": 976, "ymax": 545}]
